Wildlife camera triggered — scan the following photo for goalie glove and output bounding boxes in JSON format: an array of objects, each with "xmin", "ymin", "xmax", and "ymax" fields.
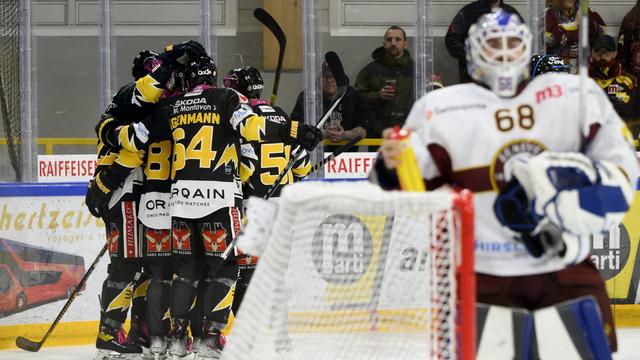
[
  {"xmin": 494, "ymin": 179, "xmax": 593, "ymax": 266},
  {"xmin": 512, "ymin": 151, "xmax": 633, "ymax": 236}
]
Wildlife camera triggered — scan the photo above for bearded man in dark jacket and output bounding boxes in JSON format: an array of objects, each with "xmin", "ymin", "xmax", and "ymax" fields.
[
  {"xmin": 445, "ymin": 0, "xmax": 523, "ymax": 83},
  {"xmin": 355, "ymin": 25, "xmax": 414, "ymax": 139}
]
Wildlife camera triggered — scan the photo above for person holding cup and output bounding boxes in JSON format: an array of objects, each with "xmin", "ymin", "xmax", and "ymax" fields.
[{"xmin": 355, "ymin": 25, "xmax": 415, "ymax": 141}]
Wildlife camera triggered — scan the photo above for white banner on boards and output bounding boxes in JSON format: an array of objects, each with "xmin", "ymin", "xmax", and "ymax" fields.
[{"xmin": 0, "ymin": 186, "xmax": 107, "ymax": 326}]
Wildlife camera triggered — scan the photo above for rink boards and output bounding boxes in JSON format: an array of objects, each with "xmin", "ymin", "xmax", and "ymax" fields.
[{"xmin": 0, "ymin": 181, "xmax": 639, "ymax": 349}]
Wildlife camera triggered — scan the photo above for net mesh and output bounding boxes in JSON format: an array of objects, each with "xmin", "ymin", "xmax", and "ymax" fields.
[
  {"xmin": 0, "ymin": 0, "xmax": 21, "ymax": 181},
  {"xmin": 224, "ymin": 181, "xmax": 474, "ymax": 360}
]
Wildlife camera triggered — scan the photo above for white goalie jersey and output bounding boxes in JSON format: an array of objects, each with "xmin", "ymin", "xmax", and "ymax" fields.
[{"xmin": 404, "ymin": 73, "xmax": 639, "ymax": 276}]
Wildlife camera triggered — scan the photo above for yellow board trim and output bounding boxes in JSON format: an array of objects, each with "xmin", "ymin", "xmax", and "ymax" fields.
[
  {"xmin": 0, "ymin": 320, "xmax": 105, "ymax": 350},
  {"xmin": 613, "ymin": 304, "xmax": 640, "ymax": 328},
  {"xmin": 0, "ymin": 305, "xmax": 638, "ymax": 350}
]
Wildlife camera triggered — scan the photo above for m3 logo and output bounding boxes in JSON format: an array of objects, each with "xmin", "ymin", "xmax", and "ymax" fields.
[{"xmin": 535, "ymin": 84, "xmax": 563, "ymax": 103}]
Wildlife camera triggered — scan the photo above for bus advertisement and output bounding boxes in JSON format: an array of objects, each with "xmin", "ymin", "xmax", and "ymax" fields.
[{"xmin": 0, "ymin": 238, "xmax": 85, "ymax": 316}]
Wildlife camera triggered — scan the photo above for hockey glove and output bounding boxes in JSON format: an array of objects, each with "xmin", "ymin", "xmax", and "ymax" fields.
[
  {"xmin": 85, "ymin": 150, "xmax": 144, "ymax": 218},
  {"xmin": 158, "ymin": 40, "xmax": 207, "ymax": 67},
  {"xmin": 512, "ymin": 151, "xmax": 633, "ymax": 236},
  {"xmin": 85, "ymin": 170, "xmax": 118, "ymax": 218},
  {"xmin": 283, "ymin": 121, "xmax": 322, "ymax": 152},
  {"xmin": 95, "ymin": 113, "xmax": 122, "ymax": 150}
]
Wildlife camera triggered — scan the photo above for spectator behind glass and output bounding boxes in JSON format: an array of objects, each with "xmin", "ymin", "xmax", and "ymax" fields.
[
  {"xmin": 589, "ymin": 34, "xmax": 640, "ymax": 137},
  {"xmin": 545, "ymin": 0, "xmax": 606, "ymax": 73},
  {"xmin": 445, "ymin": 0, "xmax": 523, "ymax": 83},
  {"xmin": 618, "ymin": 1, "xmax": 640, "ymax": 78},
  {"xmin": 355, "ymin": 26, "xmax": 414, "ymax": 139},
  {"xmin": 291, "ymin": 62, "xmax": 369, "ymax": 152}
]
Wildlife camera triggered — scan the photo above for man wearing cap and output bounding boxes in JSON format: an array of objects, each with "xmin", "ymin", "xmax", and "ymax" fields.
[
  {"xmin": 590, "ymin": 34, "xmax": 640, "ymax": 137},
  {"xmin": 291, "ymin": 61, "xmax": 370, "ymax": 152}
]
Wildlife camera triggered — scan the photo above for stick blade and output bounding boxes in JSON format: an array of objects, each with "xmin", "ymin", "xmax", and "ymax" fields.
[
  {"xmin": 325, "ymin": 51, "xmax": 347, "ymax": 88},
  {"xmin": 253, "ymin": 8, "xmax": 286, "ymax": 47},
  {"xmin": 16, "ymin": 336, "xmax": 41, "ymax": 352}
]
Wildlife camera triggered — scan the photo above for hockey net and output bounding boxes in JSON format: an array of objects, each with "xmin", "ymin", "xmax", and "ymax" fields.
[
  {"xmin": 0, "ymin": 0, "xmax": 22, "ymax": 181},
  {"xmin": 223, "ymin": 181, "xmax": 475, "ymax": 360}
]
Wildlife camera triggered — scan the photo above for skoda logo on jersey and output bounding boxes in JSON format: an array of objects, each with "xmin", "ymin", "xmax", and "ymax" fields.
[
  {"xmin": 591, "ymin": 224, "xmax": 631, "ymax": 280},
  {"xmin": 490, "ymin": 140, "xmax": 546, "ymax": 190},
  {"xmin": 311, "ymin": 214, "xmax": 373, "ymax": 284},
  {"xmin": 174, "ymin": 97, "xmax": 207, "ymax": 107}
]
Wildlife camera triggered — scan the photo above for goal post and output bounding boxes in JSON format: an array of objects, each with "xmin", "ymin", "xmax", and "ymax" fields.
[{"xmin": 224, "ymin": 181, "xmax": 475, "ymax": 360}]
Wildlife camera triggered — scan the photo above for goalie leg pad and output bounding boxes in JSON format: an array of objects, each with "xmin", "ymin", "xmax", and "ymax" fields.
[
  {"xmin": 476, "ymin": 303, "xmax": 533, "ymax": 360},
  {"xmin": 533, "ymin": 296, "xmax": 612, "ymax": 360}
]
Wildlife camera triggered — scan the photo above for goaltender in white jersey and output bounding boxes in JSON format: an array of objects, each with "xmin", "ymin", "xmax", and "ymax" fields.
[
  {"xmin": 404, "ymin": 72, "xmax": 638, "ymax": 276},
  {"xmin": 374, "ymin": 10, "xmax": 638, "ymax": 352}
]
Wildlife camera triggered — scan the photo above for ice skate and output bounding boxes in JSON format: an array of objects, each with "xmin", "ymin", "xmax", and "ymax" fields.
[
  {"xmin": 194, "ymin": 328, "xmax": 225, "ymax": 359},
  {"xmin": 94, "ymin": 324, "xmax": 142, "ymax": 359},
  {"xmin": 129, "ymin": 317, "xmax": 151, "ymax": 349},
  {"xmin": 168, "ymin": 319, "xmax": 191, "ymax": 359},
  {"xmin": 191, "ymin": 337, "xmax": 201, "ymax": 359},
  {"xmin": 148, "ymin": 335, "xmax": 168, "ymax": 360}
]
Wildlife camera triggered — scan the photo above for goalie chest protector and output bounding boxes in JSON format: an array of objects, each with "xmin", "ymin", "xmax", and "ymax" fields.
[{"xmin": 404, "ymin": 73, "xmax": 634, "ymax": 276}]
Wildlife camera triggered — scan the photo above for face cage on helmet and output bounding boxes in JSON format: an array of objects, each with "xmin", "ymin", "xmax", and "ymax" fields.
[{"xmin": 466, "ymin": 22, "xmax": 532, "ymax": 97}]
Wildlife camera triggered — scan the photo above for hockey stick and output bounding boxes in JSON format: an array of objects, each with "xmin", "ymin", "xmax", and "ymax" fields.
[
  {"xmin": 16, "ymin": 242, "xmax": 109, "ymax": 352},
  {"xmin": 230, "ymin": 135, "xmax": 363, "ymax": 265},
  {"xmin": 578, "ymin": 0, "xmax": 589, "ymax": 116},
  {"xmin": 214, "ymin": 52, "xmax": 348, "ymax": 269},
  {"xmin": 254, "ymin": 8, "xmax": 286, "ymax": 106},
  {"xmin": 264, "ymin": 51, "xmax": 348, "ymax": 199},
  {"xmin": 309, "ymin": 135, "xmax": 362, "ymax": 174}
]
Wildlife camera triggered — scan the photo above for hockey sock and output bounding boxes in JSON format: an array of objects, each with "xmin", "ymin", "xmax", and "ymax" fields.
[
  {"xmin": 202, "ymin": 278, "xmax": 235, "ymax": 330},
  {"xmin": 100, "ymin": 261, "xmax": 139, "ymax": 326},
  {"xmin": 170, "ymin": 257, "xmax": 198, "ymax": 320},
  {"xmin": 189, "ymin": 279, "xmax": 207, "ymax": 338},
  {"xmin": 232, "ymin": 269, "xmax": 254, "ymax": 315},
  {"xmin": 131, "ymin": 270, "xmax": 149, "ymax": 323},
  {"xmin": 146, "ymin": 261, "xmax": 172, "ymax": 336}
]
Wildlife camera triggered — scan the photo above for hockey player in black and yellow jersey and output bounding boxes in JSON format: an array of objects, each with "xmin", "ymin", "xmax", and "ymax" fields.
[
  {"xmin": 85, "ymin": 41, "xmax": 206, "ymax": 360},
  {"xmin": 110, "ymin": 54, "xmax": 321, "ymax": 358},
  {"xmin": 222, "ymin": 66, "xmax": 322, "ymax": 315}
]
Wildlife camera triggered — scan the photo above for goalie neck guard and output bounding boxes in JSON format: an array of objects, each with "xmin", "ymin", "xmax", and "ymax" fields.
[
  {"xmin": 223, "ymin": 67, "xmax": 264, "ymax": 100},
  {"xmin": 465, "ymin": 10, "xmax": 532, "ymax": 97}
]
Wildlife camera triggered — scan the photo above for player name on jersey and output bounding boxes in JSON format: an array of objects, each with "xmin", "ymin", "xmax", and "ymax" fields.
[
  {"xmin": 38, "ymin": 155, "xmax": 98, "ymax": 182},
  {"xmin": 323, "ymin": 152, "xmax": 378, "ymax": 179}
]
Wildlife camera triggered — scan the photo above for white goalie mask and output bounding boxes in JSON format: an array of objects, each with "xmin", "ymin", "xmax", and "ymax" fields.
[{"xmin": 465, "ymin": 10, "xmax": 532, "ymax": 97}]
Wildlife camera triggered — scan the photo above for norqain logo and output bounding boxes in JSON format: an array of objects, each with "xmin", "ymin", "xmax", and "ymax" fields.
[{"xmin": 311, "ymin": 214, "xmax": 373, "ymax": 284}]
